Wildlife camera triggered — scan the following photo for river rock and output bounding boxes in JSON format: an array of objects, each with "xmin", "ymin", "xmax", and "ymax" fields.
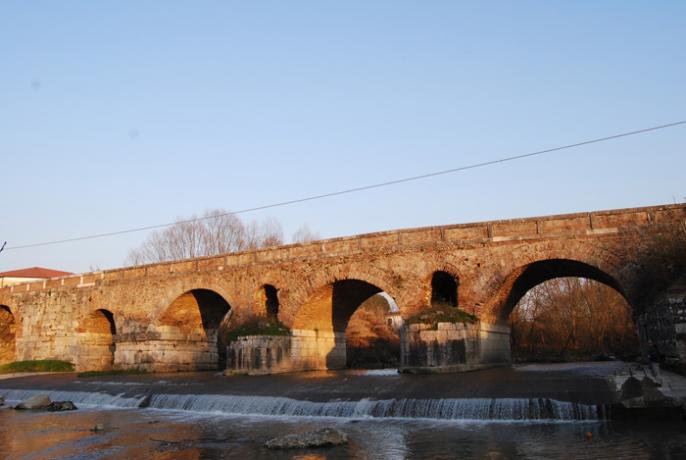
[
  {"xmin": 265, "ymin": 427, "xmax": 348, "ymax": 449},
  {"xmin": 47, "ymin": 401, "xmax": 78, "ymax": 411},
  {"xmin": 15, "ymin": 394, "xmax": 52, "ymax": 410},
  {"xmin": 91, "ymin": 423, "xmax": 105, "ymax": 432},
  {"xmin": 619, "ymin": 376, "xmax": 643, "ymax": 400},
  {"xmin": 0, "ymin": 396, "xmax": 5, "ymax": 407}
]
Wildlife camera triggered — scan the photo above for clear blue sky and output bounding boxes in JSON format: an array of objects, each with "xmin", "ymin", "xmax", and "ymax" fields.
[{"xmin": 1, "ymin": 1, "xmax": 684, "ymax": 273}]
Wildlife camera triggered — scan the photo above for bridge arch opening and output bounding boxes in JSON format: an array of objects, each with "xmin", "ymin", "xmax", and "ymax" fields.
[
  {"xmin": 431, "ymin": 271, "xmax": 459, "ymax": 308},
  {"xmin": 0, "ymin": 305, "xmax": 16, "ymax": 365},
  {"xmin": 81, "ymin": 309, "xmax": 116, "ymax": 370},
  {"xmin": 259, "ymin": 284, "xmax": 280, "ymax": 318},
  {"xmin": 295, "ymin": 279, "xmax": 401, "ymax": 370},
  {"xmin": 501, "ymin": 259, "xmax": 639, "ymax": 362},
  {"xmin": 498, "ymin": 259, "xmax": 628, "ymax": 322},
  {"xmin": 160, "ymin": 289, "xmax": 232, "ymax": 369}
]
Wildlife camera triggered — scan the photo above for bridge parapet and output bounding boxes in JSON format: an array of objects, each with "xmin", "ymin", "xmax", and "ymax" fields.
[{"xmin": 2, "ymin": 203, "xmax": 684, "ymax": 296}]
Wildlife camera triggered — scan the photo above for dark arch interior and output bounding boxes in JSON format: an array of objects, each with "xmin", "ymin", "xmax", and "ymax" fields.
[
  {"xmin": 500, "ymin": 259, "xmax": 627, "ymax": 322},
  {"xmin": 191, "ymin": 289, "xmax": 232, "ymax": 332},
  {"xmin": 344, "ymin": 292, "xmax": 401, "ymax": 369},
  {"xmin": 263, "ymin": 284, "xmax": 280, "ymax": 317},
  {"xmin": 329, "ymin": 280, "xmax": 401, "ymax": 369},
  {"xmin": 164, "ymin": 289, "xmax": 232, "ymax": 368},
  {"xmin": 431, "ymin": 271, "xmax": 458, "ymax": 307},
  {"xmin": 192, "ymin": 289, "xmax": 232, "ymax": 368},
  {"xmin": 0, "ymin": 305, "xmax": 16, "ymax": 364},
  {"xmin": 96, "ymin": 309, "xmax": 116, "ymax": 336},
  {"xmin": 332, "ymin": 280, "xmax": 383, "ymax": 332}
]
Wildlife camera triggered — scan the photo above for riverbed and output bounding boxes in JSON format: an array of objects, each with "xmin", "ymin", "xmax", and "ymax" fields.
[{"xmin": 0, "ymin": 362, "xmax": 684, "ymax": 459}]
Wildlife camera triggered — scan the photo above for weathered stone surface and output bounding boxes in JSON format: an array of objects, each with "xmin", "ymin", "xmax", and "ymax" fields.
[
  {"xmin": 619, "ymin": 376, "xmax": 643, "ymax": 401},
  {"xmin": 14, "ymin": 394, "xmax": 52, "ymax": 410},
  {"xmin": 0, "ymin": 203, "xmax": 684, "ymax": 373},
  {"xmin": 227, "ymin": 335, "xmax": 291, "ymax": 375},
  {"xmin": 47, "ymin": 401, "xmax": 77, "ymax": 411},
  {"xmin": 400, "ymin": 320, "xmax": 510, "ymax": 373},
  {"xmin": 636, "ymin": 274, "xmax": 686, "ymax": 371},
  {"xmin": 265, "ymin": 428, "xmax": 348, "ymax": 449}
]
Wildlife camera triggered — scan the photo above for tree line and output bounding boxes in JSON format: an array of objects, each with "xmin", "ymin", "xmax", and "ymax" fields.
[
  {"xmin": 509, "ymin": 277, "xmax": 639, "ymax": 362},
  {"xmin": 127, "ymin": 209, "xmax": 319, "ymax": 265}
]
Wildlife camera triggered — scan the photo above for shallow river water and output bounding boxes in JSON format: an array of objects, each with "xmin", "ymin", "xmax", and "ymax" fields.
[{"xmin": 1, "ymin": 404, "xmax": 685, "ymax": 460}]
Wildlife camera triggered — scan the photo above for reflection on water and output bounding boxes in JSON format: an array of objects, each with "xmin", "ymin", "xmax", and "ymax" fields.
[{"xmin": 1, "ymin": 406, "xmax": 685, "ymax": 460}]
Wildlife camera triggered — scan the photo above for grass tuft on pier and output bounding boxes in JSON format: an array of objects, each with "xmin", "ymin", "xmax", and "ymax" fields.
[
  {"xmin": 226, "ymin": 316, "xmax": 290, "ymax": 342},
  {"xmin": 406, "ymin": 305, "xmax": 478, "ymax": 329},
  {"xmin": 0, "ymin": 359, "xmax": 74, "ymax": 374}
]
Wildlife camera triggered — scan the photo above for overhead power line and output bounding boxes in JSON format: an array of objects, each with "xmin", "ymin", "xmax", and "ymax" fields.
[{"xmin": 5, "ymin": 119, "xmax": 686, "ymax": 251}]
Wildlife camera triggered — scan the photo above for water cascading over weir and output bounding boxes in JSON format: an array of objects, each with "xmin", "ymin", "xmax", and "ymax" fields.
[{"xmin": 0, "ymin": 388, "xmax": 601, "ymax": 422}]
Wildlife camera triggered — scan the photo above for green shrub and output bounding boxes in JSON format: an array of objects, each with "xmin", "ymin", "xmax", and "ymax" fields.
[{"xmin": 0, "ymin": 359, "xmax": 74, "ymax": 373}]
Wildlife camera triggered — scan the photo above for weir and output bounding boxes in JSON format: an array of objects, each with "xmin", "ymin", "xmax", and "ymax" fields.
[{"xmin": 0, "ymin": 388, "xmax": 600, "ymax": 421}]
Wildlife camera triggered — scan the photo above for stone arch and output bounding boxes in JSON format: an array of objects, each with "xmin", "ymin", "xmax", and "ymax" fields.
[
  {"xmin": 0, "ymin": 305, "xmax": 16, "ymax": 364},
  {"xmin": 292, "ymin": 279, "xmax": 385, "ymax": 331},
  {"xmin": 80, "ymin": 309, "xmax": 116, "ymax": 370},
  {"xmin": 159, "ymin": 288, "xmax": 232, "ymax": 368},
  {"xmin": 292, "ymin": 276, "xmax": 401, "ymax": 370},
  {"xmin": 287, "ymin": 265, "xmax": 403, "ymax": 326},
  {"xmin": 486, "ymin": 258, "xmax": 629, "ymax": 325}
]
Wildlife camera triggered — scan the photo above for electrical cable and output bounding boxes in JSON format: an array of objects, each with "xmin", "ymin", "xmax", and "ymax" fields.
[{"xmin": 5, "ymin": 120, "xmax": 685, "ymax": 251}]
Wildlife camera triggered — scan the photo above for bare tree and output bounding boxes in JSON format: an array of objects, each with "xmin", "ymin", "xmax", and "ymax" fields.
[
  {"xmin": 126, "ymin": 210, "xmax": 287, "ymax": 265},
  {"xmin": 510, "ymin": 278, "xmax": 639, "ymax": 361},
  {"xmin": 292, "ymin": 223, "xmax": 320, "ymax": 243}
]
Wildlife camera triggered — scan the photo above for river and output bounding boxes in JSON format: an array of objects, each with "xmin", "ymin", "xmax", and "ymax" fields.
[{"xmin": 0, "ymin": 363, "xmax": 684, "ymax": 459}]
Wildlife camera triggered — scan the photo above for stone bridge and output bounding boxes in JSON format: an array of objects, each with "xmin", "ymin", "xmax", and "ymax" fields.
[{"xmin": 1, "ymin": 203, "xmax": 684, "ymax": 372}]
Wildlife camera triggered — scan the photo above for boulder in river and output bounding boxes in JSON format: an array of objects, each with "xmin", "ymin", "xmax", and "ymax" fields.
[
  {"xmin": 47, "ymin": 401, "xmax": 78, "ymax": 411},
  {"xmin": 265, "ymin": 427, "xmax": 348, "ymax": 449},
  {"xmin": 0, "ymin": 396, "xmax": 5, "ymax": 407},
  {"xmin": 15, "ymin": 394, "xmax": 53, "ymax": 410}
]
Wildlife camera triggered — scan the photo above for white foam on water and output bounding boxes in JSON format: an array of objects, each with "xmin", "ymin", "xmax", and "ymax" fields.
[
  {"xmin": 146, "ymin": 393, "xmax": 599, "ymax": 421},
  {"xmin": 0, "ymin": 389, "xmax": 145, "ymax": 409},
  {"xmin": 0, "ymin": 388, "xmax": 600, "ymax": 422}
]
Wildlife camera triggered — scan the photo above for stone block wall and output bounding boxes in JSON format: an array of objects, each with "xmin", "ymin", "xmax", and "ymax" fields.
[
  {"xmin": 290, "ymin": 329, "xmax": 346, "ymax": 371},
  {"xmin": 228, "ymin": 335, "xmax": 291, "ymax": 375},
  {"xmin": 399, "ymin": 321, "xmax": 510, "ymax": 373},
  {"xmin": 637, "ymin": 274, "xmax": 686, "ymax": 369},
  {"xmin": 478, "ymin": 323, "xmax": 512, "ymax": 364},
  {"xmin": 225, "ymin": 329, "xmax": 346, "ymax": 374},
  {"xmin": 115, "ymin": 339, "xmax": 218, "ymax": 372}
]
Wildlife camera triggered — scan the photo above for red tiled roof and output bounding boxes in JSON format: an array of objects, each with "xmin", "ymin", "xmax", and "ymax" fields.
[{"xmin": 0, "ymin": 267, "xmax": 73, "ymax": 279}]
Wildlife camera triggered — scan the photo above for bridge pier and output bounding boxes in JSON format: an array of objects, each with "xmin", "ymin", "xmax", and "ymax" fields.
[
  {"xmin": 636, "ymin": 274, "xmax": 686, "ymax": 372},
  {"xmin": 115, "ymin": 339, "xmax": 220, "ymax": 372},
  {"xmin": 226, "ymin": 329, "xmax": 346, "ymax": 375},
  {"xmin": 399, "ymin": 321, "xmax": 511, "ymax": 374}
]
